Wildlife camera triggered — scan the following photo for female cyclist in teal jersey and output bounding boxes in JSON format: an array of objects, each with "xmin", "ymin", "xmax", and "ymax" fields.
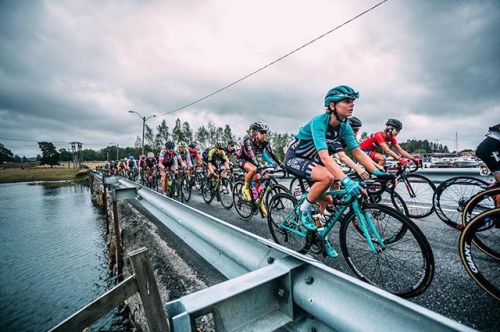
[{"xmin": 284, "ymin": 85, "xmax": 391, "ymax": 239}]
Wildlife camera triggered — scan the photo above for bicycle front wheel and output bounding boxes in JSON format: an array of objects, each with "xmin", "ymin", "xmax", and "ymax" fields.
[
  {"xmin": 393, "ymin": 174, "xmax": 436, "ymax": 219},
  {"xmin": 219, "ymin": 178, "xmax": 234, "ymax": 209},
  {"xmin": 232, "ymin": 182, "xmax": 254, "ymax": 221},
  {"xmin": 459, "ymin": 207, "xmax": 500, "ymax": 300},
  {"xmin": 339, "ymin": 203, "xmax": 434, "ymax": 298},
  {"xmin": 267, "ymin": 193, "xmax": 308, "ymax": 253}
]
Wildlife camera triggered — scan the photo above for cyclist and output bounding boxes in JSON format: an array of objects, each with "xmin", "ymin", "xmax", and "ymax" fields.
[
  {"xmin": 126, "ymin": 155, "xmax": 138, "ymax": 180},
  {"xmin": 188, "ymin": 142, "xmax": 204, "ymax": 166},
  {"xmin": 117, "ymin": 158, "xmax": 127, "ymax": 175},
  {"xmin": 138, "ymin": 154, "xmax": 146, "ymax": 181},
  {"xmin": 283, "ymin": 85, "xmax": 392, "ymax": 251},
  {"xmin": 236, "ymin": 121, "xmax": 281, "ymax": 203},
  {"xmin": 476, "ymin": 123, "xmax": 500, "ymax": 206},
  {"xmin": 177, "ymin": 141, "xmax": 193, "ymax": 170},
  {"xmin": 159, "ymin": 141, "xmax": 186, "ymax": 195},
  {"xmin": 206, "ymin": 141, "xmax": 231, "ymax": 180},
  {"xmin": 359, "ymin": 119, "xmax": 420, "ymax": 168}
]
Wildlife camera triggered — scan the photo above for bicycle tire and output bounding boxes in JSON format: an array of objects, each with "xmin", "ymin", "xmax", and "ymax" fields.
[
  {"xmin": 201, "ymin": 178, "xmax": 214, "ymax": 204},
  {"xmin": 232, "ymin": 181, "xmax": 254, "ymax": 221},
  {"xmin": 219, "ymin": 178, "xmax": 234, "ymax": 210},
  {"xmin": 339, "ymin": 203, "xmax": 434, "ymax": 298},
  {"xmin": 265, "ymin": 183, "xmax": 290, "ymax": 208},
  {"xmin": 393, "ymin": 174, "xmax": 436, "ymax": 218},
  {"xmin": 459, "ymin": 207, "xmax": 500, "ymax": 300},
  {"xmin": 181, "ymin": 176, "xmax": 192, "ymax": 202},
  {"xmin": 433, "ymin": 176, "xmax": 488, "ymax": 229},
  {"xmin": 461, "ymin": 186, "xmax": 500, "ymax": 260},
  {"xmin": 267, "ymin": 192, "xmax": 308, "ymax": 253}
]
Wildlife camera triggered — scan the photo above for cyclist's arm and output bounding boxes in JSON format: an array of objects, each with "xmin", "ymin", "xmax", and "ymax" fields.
[
  {"xmin": 336, "ymin": 151, "xmax": 368, "ymax": 177},
  {"xmin": 393, "ymin": 143, "xmax": 414, "ymax": 160},
  {"xmin": 262, "ymin": 150, "xmax": 276, "ymax": 167},
  {"xmin": 378, "ymin": 142, "xmax": 401, "ymax": 160},
  {"xmin": 264, "ymin": 144, "xmax": 281, "ymax": 165}
]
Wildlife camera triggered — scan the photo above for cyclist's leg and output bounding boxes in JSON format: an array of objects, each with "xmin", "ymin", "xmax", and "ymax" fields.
[
  {"xmin": 161, "ymin": 169, "xmax": 167, "ymax": 194},
  {"xmin": 242, "ymin": 161, "xmax": 257, "ymax": 200},
  {"xmin": 371, "ymin": 152, "xmax": 386, "ymax": 168}
]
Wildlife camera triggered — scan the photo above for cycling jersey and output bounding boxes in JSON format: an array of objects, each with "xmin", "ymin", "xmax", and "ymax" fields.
[
  {"xmin": 236, "ymin": 135, "xmax": 280, "ymax": 167},
  {"xmin": 177, "ymin": 149, "xmax": 193, "ymax": 167},
  {"xmin": 476, "ymin": 124, "xmax": 500, "ymax": 174},
  {"xmin": 159, "ymin": 149, "xmax": 179, "ymax": 167},
  {"xmin": 359, "ymin": 131, "xmax": 398, "ymax": 152},
  {"xmin": 207, "ymin": 148, "xmax": 228, "ymax": 163},
  {"xmin": 188, "ymin": 147, "xmax": 203, "ymax": 164},
  {"xmin": 138, "ymin": 158, "xmax": 146, "ymax": 168},
  {"xmin": 293, "ymin": 113, "xmax": 358, "ymax": 158},
  {"xmin": 145, "ymin": 157, "xmax": 157, "ymax": 168},
  {"xmin": 127, "ymin": 159, "xmax": 137, "ymax": 169}
]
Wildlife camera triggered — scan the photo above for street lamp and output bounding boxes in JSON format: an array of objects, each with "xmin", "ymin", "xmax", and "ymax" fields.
[{"xmin": 128, "ymin": 110, "xmax": 156, "ymax": 155}]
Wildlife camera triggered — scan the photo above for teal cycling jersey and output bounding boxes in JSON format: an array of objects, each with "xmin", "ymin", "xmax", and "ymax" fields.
[{"xmin": 294, "ymin": 113, "xmax": 359, "ymax": 157}]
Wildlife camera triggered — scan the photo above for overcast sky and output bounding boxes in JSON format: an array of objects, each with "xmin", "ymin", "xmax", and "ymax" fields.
[{"xmin": 1, "ymin": 0, "xmax": 499, "ymax": 157}]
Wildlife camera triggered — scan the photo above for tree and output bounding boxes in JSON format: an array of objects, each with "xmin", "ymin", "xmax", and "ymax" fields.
[
  {"xmin": 172, "ymin": 118, "xmax": 185, "ymax": 143},
  {"xmin": 59, "ymin": 148, "xmax": 73, "ymax": 162},
  {"xmin": 38, "ymin": 142, "xmax": 60, "ymax": 167},
  {"xmin": 0, "ymin": 142, "xmax": 15, "ymax": 162},
  {"xmin": 134, "ymin": 136, "xmax": 142, "ymax": 148},
  {"xmin": 195, "ymin": 125, "xmax": 209, "ymax": 148},
  {"xmin": 155, "ymin": 120, "xmax": 170, "ymax": 150},
  {"xmin": 182, "ymin": 121, "xmax": 194, "ymax": 143},
  {"xmin": 145, "ymin": 125, "xmax": 155, "ymax": 148},
  {"xmin": 223, "ymin": 125, "xmax": 234, "ymax": 143}
]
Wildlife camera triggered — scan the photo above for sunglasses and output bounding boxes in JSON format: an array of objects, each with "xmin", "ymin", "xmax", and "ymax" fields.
[{"xmin": 258, "ymin": 130, "xmax": 268, "ymax": 135}]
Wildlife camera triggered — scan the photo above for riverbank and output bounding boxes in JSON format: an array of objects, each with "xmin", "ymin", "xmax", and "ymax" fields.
[{"xmin": 0, "ymin": 166, "xmax": 89, "ymax": 183}]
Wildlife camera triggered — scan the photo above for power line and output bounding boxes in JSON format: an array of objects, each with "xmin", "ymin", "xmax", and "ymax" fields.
[{"xmin": 159, "ymin": 0, "xmax": 389, "ymax": 116}]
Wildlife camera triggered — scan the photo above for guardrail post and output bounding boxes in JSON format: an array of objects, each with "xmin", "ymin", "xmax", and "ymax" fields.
[
  {"xmin": 129, "ymin": 248, "xmax": 170, "ymax": 332},
  {"xmin": 102, "ymin": 177, "xmax": 108, "ymax": 215}
]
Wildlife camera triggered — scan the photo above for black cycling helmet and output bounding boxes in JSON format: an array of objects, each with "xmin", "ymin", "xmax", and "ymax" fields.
[
  {"xmin": 188, "ymin": 142, "xmax": 196, "ymax": 148},
  {"xmin": 215, "ymin": 141, "xmax": 224, "ymax": 149},
  {"xmin": 227, "ymin": 140, "xmax": 236, "ymax": 146},
  {"xmin": 348, "ymin": 116, "xmax": 362, "ymax": 128},
  {"xmin": 165, "ymin": 141, "xmax": 175, "ymax": 149},
  {"xmin": 386, "ymin": 119, "xmax": 403, "ymax": 131},
  {"xmin": 251, "ymin": 121, "xmax": 269, "ymax": 132}
]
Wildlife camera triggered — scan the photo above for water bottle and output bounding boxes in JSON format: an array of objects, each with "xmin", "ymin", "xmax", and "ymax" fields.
[{"xmin": 250, "ymin": 181, "xmax": 259, "ymax": 200}]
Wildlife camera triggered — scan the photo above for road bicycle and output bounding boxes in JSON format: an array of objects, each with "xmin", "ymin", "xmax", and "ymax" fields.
[
  {"xmin": 459, "ymin": 206, "xmax": 500, "ymax": 300},
  {"xmin": 233, "ymin": 169, "xmax": 290, "ymax": 221},
  {"xmin": 433, "ymin": 176, "xmax": 490, "ymax": 229},
  {"xmin": 267, "ymin": 185, "xmax": 434, "ymax": 298},
  {"xmin": 201, "ymin": 169, "xmax": 233, "ymax": 209}
]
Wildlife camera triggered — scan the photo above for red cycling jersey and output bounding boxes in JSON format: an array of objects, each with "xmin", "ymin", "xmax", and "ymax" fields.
[
  {"xmin": 359, "ymin": 131, "xmax": 398, "ymax": 152},
  {"xmin": 188, "ymin": 147, "xmax": 203, "ymax": 164}
]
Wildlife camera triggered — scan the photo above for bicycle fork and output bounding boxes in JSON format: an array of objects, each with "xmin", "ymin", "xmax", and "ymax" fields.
[{"xmin": 352, "ymin": 200, "xmax": 385, "ymax": 253}]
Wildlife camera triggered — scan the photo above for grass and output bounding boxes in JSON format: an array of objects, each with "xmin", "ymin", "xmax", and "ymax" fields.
[{"xmin": 0, "ymin": 165, "xmax": 92, "ymax": 183}]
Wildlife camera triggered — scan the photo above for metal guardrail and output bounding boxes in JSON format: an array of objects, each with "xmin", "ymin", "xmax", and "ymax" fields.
[
  {"xmin": 50, "ymin": 248, "xmax": 168, "ymax": 332},
  {"xmin": 115, "ymin": 177, "xmax": 473, "ymax": 331}
]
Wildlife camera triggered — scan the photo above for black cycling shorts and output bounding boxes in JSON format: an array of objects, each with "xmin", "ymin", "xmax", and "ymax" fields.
[
  {"xmin": 283, "ymin": 139, "xmax": 319, "ymax": 180},
  {"xmin": 476, "ymin": 137, "xmax": 500, "ymax": 174}
]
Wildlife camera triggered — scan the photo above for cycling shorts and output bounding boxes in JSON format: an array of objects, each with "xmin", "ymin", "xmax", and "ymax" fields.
[
  {"xmin": 283, "ymin": 139, "xmax": 319, "ymax": 180},
  {"xmin": 362, "ymin": 149, "xmax": 379, "ymax": 159},
  {"xmin": 476, "ymin": 137, "xmax": 500, "ymax": 174}
]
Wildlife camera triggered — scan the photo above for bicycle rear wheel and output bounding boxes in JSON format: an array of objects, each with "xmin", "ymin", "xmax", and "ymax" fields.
[
  {"xmin": 339, "ymin": 203, "xmax": 434, "ymax": 298},
  {"xmin": 459, "ymin": 208, "xmax": 500, "ymax": 300},
  {"xmin": 462, "ymin": 186, "xmax": 499, "ymax": 227},
  {"xmin": 393, "ymin": 174, "xmax": 436, "ymax": 218},
  {"xmin": 267, "ymin": 193, "xmax": 308, "ymax": 253},
  {"xmin": 181, "ymin": 176, "xmax": 192, "ymax": 202},
  {"xmin": 433, "ymin": 176, "xmax": 488, "ymax": 229},
  {"xmin": 232, "ymin": 182, "xmax": 254, "ymax": 221}
]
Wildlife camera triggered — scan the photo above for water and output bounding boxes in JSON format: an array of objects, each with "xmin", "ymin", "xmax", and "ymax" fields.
[{"xmin": 0, "ymin": 181, "xmax": 128, "ymax": 331}]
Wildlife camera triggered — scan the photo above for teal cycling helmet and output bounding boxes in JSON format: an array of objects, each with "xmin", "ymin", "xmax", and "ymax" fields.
[{"xmin": 324, "ymin": 85, "xmax": 359, "ymax": 107}]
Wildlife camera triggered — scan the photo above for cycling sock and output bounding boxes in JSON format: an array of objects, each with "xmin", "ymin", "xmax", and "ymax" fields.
[{"xmin": 300, "ymin": 198, "xmax": 312, "ymax": 212}]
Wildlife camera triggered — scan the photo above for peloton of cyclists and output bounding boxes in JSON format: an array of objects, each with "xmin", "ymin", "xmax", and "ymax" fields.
[
  {"xmin": 359, "ymin": 119, "xmax": 420, "ymax": 168},
  {"xmin": 283, "ymin": 85, "xmax": 393, "ymax": 257}
]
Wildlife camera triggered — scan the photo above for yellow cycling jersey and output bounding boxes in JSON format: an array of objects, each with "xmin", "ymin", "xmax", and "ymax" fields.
[{"xmin": 207, "ymin": 148, "xmax": 228, "ymax": 163}]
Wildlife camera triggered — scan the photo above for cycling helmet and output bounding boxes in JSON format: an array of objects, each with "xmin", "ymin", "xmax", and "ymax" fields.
[
  {"xmin": 324, "ymin": 85, "xmax": 359, "ymax": 107},
  {"xmin": 129, "ymin": 155, "xmax": 135, "ymax": 160},
  {"xmin": 178, "ymin": 141, "xmax": 186, "ymax": 149},
  {"xmin": 147, "ymin": 152, "xmax": 154, "ymax": 158},
  {"xmin": 165, "ymin": 141, "xmax": 175, "ymax": 149},
  {"xmin": 228, "ymin": 140, "xmax": 236, "ymax": 146},
  {"xmin": 386, "ymin": 119, "xmax": 403, "ymax": 131},
  {"xmin": 215, "ymin": 141, "xmax": 224, "ymax": 149},
  {"xmin": 348, "ymin": 116, "xmax": 362, "ymax": 128},
  {"xmin": 139, "ymin": 155, "xmax": 145, "ymax": 159},
  {"xmin": 188, "ymin": 142, "xmax": 196, "ymax": 149},
  {"xmin": 251, "ymin": 121, "xmax": 269, "ymax": 132}
]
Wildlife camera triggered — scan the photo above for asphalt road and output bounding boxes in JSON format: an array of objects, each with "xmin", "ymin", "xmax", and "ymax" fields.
[{"xmin": 142, "ymin": 178, "xmax": 500, "ymax": 331}]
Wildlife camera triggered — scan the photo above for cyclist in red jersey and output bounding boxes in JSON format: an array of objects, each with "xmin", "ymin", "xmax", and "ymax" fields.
[{"xmin": 359, "ymin": 119, "xmax": 419, "ymax": 168}]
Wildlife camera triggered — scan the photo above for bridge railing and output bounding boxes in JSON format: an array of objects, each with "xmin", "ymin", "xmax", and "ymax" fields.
[{"xmin": 114, "ymin": 176, "xmax": 472, "ymax": 331}]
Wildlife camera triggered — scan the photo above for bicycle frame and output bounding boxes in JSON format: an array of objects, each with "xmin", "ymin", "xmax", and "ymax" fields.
[{"xmin": 278, "ymin": 191, "xmax": 386, "ymax": 254}]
